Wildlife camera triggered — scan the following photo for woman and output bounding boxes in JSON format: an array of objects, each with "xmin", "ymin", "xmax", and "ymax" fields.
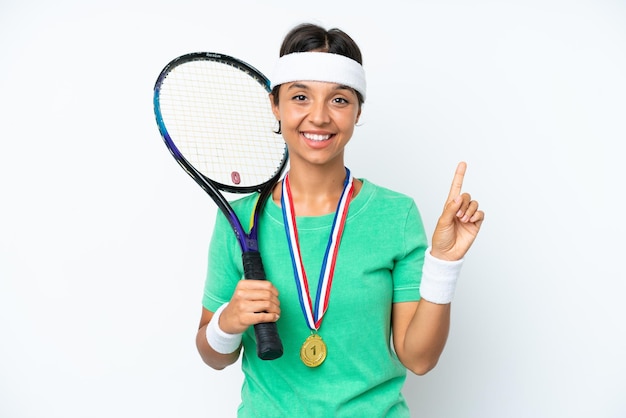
[{"xmin": 196, "ymin": 23, "xmax": 484, "ymax": 417}]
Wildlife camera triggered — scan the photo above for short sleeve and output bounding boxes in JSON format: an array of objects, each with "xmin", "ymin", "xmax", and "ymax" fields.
[
  {"xmin": 391, "ymin": 201, "xmax": 428, "ymax": 303},
  {"xmin": 202, "ymin": 210, "xmax": 244, "ymax": 313}
]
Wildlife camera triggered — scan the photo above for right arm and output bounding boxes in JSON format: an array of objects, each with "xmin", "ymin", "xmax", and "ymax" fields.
[{"xmin": 196, "ymin": 308, "xmax": 242, "ymax": 370}]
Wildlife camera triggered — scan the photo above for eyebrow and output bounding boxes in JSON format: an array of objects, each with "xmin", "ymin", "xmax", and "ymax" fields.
[{"xmin": 286, "ymin": 82, "xmax": 353, "ymax": 92}]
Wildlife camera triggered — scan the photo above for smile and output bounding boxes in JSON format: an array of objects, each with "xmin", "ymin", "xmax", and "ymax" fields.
[{"xmin": 302, "ymin": 132, "xmax": 332, "ymax": 142}]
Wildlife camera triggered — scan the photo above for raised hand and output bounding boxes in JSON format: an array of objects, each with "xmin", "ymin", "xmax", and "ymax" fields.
[{"xmin": 430, "ymin": 162, "xmax": 484, "ymax": 261}]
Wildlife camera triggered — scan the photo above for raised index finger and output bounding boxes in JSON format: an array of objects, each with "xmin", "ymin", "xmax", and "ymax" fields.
[{"xmin": 447, "ymin": 161, "xmax": 467, "ymax": 201}]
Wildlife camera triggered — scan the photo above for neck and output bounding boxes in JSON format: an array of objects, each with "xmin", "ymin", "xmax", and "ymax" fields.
[{"xmin": 274, "ymin": 165, "xmax": 358, "ymax": 217}]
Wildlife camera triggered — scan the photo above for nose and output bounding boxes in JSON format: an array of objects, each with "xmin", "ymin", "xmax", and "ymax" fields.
[{"xmin": 308, "ymin": 100, "xmax": 330, "ymax": 126}]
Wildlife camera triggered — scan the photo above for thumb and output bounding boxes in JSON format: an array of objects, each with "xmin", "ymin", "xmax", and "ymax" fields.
[{"xmin": 439, "ymin": 195, "xmax": 463, "ymax": 225}]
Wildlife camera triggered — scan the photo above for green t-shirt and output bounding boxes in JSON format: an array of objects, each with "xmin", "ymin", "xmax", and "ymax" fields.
[{"xmin": 203, "ymin": 179, "xmax": 428, "ymax": 417}]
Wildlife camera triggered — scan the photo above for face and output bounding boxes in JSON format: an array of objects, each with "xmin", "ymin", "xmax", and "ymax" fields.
[{"xmin": 270, "ymin": 81, "xmax": 361, "ymax": 169}]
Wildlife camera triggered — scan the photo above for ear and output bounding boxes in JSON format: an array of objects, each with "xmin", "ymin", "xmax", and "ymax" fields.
[
  {"xmin": 355, "ymin": 107, "xmax": 362, "ymax": 125},
  {"xmin": 269, "ymin": 93, "xmax": 280, "ymax": 120}
]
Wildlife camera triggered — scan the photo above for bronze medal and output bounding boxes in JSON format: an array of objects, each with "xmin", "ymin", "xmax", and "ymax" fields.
[{"xmin": 300, "ymin": 334, "xmax": 327, "ymax": 367}]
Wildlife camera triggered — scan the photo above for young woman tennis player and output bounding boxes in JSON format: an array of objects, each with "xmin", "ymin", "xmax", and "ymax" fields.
[{"xmin": 196, "ymin": 23, "xmax": 484, "ymax": 417}]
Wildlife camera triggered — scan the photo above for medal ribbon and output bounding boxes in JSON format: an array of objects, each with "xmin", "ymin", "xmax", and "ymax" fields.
[{"xmin": 281, "ymin": 168, "xmax": 354, "ymax": 331}]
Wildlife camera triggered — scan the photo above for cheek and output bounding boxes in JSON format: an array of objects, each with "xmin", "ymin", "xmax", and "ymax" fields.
[
  {"xmin": 343, "ymin": 124, "xmax": 356, "ymax": 140},
  {"xmin": 279, "ymin": 107, "xmax": 305, "ymax": 128},
  {"xmin": 339, "ymin": 110, "xmax": 360, "ymax": 131}
]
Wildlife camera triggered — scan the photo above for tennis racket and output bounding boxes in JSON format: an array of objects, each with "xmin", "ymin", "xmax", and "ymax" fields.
[{"xmin": 153, "ymin": 52, "xmax": 287, "ymax": 360}]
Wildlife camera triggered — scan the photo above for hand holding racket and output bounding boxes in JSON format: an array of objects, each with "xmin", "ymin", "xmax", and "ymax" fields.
[{"xmin": 153, "ymin": 52, "xmax": 287, "ymax": 360}]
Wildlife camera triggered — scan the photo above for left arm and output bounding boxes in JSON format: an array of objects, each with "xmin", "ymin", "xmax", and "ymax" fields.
[
  {"xmin": 392, "ymin": 299, "xmax": 450, "ymax": 375},
  {"xmin": 394, "ymin": 162, "xmax": 484, "ymax": 375}
]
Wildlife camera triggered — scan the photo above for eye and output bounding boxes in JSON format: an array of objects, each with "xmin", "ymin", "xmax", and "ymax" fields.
[
  {"xmin": 291, "ymin": 94, "xmax": 307, "ymax": 101},
  {"xmin": 333, "ymin": 97, "xmax": 349, "ymax": 104}
]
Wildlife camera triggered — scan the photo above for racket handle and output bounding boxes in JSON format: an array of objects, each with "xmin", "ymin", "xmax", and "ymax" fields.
[{"xmin": 242, "ymin": 251, "xmax": 284, "ymax": 360}]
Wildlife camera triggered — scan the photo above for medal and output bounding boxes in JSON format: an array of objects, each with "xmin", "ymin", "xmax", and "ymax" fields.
[
  {"xmin": 300, "ymin": 333, "xmax": 327, "ymax": 368},
  {"xmin": 281, "ymin": 168, "xmax": 354, "ymax": 367}
]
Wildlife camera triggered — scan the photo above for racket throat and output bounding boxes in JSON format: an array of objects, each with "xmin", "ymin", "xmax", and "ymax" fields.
[{"xmin": 244, "ymin": 238, "xmax": 260, "ymax": 252}]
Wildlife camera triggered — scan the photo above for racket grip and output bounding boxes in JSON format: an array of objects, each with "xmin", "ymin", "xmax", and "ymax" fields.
[{"xmin": 242, "ymin": 251, "xmax": 284, "ymax": 360}]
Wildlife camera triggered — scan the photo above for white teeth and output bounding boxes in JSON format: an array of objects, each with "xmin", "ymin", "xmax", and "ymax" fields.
[{"xmin": 303, "ymin": 133, "xmax": 331, "ymax": 141}]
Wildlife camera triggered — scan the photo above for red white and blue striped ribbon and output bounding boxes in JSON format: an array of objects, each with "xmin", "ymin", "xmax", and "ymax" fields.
[{"xmin": 281, "ymin": 168, "xmax": 354, "ymax": 331}]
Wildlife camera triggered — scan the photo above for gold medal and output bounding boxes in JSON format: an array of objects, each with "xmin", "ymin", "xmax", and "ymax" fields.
[{"xmin": 300, "ymin": 333, "xmax": 327, "ymax": 367}]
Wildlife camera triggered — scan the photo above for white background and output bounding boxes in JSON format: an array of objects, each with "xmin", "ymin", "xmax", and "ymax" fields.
[{"xmin": 1, "ymin": 1, "xmax": 625, "ymax": 417}]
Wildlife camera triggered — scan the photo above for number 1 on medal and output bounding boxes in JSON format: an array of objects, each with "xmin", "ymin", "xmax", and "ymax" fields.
[{"xmin": 300, "ymin": 334, "xmax": 327, "ymax": 368}]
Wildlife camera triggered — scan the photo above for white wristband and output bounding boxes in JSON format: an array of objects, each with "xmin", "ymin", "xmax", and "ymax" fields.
[
  {"xmin": 205, "ymin": 303, "xmax": 243, "ymax": 354},
  {"xmin": 419, "ymin": 248, "xmax": 464, "ymax": 304}
]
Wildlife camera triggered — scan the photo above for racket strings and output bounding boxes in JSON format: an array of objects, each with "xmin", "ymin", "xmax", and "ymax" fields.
[{"xmin": 158, "ymin": 60, "xmax": 286, "ymax": 188}]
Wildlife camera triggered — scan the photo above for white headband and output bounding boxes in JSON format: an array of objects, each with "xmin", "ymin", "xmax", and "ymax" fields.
[{"xmin": 270, "ymin": 52, "xmax": 366, "ymax": 100}]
